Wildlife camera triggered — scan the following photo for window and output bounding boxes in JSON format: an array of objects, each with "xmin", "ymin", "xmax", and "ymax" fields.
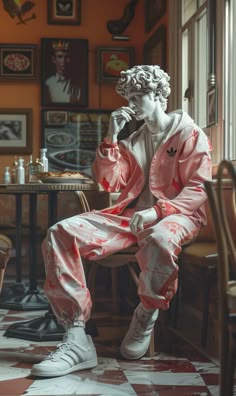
[
  {"xmin": 224, "ymin": 0, "xmax": 236, "ymax": 160},
  {"xmin": 181, "ymin": 1, "xmax": 208, "ymax": 128}
]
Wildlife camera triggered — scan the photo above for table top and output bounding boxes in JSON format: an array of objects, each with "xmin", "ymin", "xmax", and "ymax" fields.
[{"xmin": 0, "ymin": 182, "xmax": 98, "ymax": 193}]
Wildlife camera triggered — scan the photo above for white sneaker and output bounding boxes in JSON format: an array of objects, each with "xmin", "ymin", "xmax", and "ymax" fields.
[
  {"xmin": 120, "ymin": 303, "xmax": 159, "ymax": 360},
  {"xmin": 31, "ymin": 329, "xmax": 97, "ymax": 377}
]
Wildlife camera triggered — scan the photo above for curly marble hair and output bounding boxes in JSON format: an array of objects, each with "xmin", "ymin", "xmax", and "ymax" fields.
[{"xmin": 116, "ymin": 65, "xmax": 171, "ymax": 111}]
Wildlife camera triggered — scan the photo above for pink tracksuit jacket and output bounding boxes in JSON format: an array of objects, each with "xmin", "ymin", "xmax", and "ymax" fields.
[{"xmin": 43, "ymin": 110, "xmax": 212, "ymax": 326}]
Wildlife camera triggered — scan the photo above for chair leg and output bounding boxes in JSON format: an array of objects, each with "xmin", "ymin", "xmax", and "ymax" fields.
[
  {"xmin": 227, "ymin": 335, "xmax": 236, "ymax": 396},
  {"xmin": 200, "ymin": 272, "xmax": 211, "ymax": 347},
  {"xmin": 146, "ymin": 329, "xmax": 155, "ymax": 357},
  {"xmin": 220, "ymin": 319, "xmax": 230, "ymax": 396},
  {"xmin": 201, "ymin": 269, "xmax": 215, "ymax": 347},
  {"xmin": 111, "ymin": 267, "xmax": 120, "ymax": 314}
]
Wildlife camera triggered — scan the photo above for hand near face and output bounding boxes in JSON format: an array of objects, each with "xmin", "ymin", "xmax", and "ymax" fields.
[
  {"xmin": 129, "ymin": 208, "xmax": 158, "ymax": 234},
  {"xmin": 106, "ymin": 106, "xmax": 135, "ymax": 144}
]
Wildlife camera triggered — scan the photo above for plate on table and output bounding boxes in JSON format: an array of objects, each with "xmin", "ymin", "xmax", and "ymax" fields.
[{"xmin": 39, "ymin": 171, "xmax": 93, "ymax": 184}]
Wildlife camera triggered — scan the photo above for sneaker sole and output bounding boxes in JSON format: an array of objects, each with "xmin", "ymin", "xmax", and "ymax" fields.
[
  {"xmin": 120, "ymin": 344, "xmax": 147, "ymax": 360},
  {"xmin": 31, "ymin": 358, "xmax": 98, "ymax": 377}
]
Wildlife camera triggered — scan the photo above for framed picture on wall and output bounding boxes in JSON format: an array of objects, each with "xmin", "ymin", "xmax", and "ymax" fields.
[
  {"xmin": 143, "ymin": 24, "xmax": 167, "ymax": 70},
  {"xmin": 42, "ymin": 109, "xmax": 111, "ymax": 175},
  {"xmin": 97, "ymin": 47, "xmax": 135, "ymax": 83},
  {"xmin": 0, "ymin": 44, "xmax": 37, "ymax": 81},
  {"xmin": 47, "ymin": 0, "xmax": 81, "ymax": 25},
  {"xmin": 41, "ymin": 38, "xmax": 88, "ymax": 107},
  {"xmin": 0, "ymin": 108, "xmax": 32, "ymax": 154},
  {"xmin": 145, "ymin": 0, "xmax": 167, "ymax": 32}
]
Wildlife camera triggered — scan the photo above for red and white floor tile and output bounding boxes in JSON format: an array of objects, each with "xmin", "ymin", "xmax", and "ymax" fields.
[{"xmin": 0, "ymin": 308, "xmax": 223, "ymax": 396}]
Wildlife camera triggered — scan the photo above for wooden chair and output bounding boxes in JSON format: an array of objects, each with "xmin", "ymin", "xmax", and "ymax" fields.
[
  {"xmin": 170, "ymin": 207, "xmax": 218, "ymax": 347},
  {"xmin": 0, "ymin": 234, "xmax": 12, "ymax": 293},
  {"xmin": 205, "ymin": 160, "xmax": 236, "ymax": 396}
]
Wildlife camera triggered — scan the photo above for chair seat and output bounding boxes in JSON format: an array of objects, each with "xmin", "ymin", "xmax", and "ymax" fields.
[
  {"xmin": 182, "ymin": 242, "xmax": 218, "ymax": 267},
  {"xmin": 96, "ymin": 245, "xmax": 139, "ymax": 268}
]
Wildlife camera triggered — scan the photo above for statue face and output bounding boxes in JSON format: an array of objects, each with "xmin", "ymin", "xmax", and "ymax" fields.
[{"xmin": 126, "ymin": 92, "xmax": 157, "ymax": 120}]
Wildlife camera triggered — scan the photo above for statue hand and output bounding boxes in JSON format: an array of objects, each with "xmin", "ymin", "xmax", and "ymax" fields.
[
  {"xmin": 106, "ymin": 106, "xmax": 135, "ymax": 144},
  {"xmin": 129, "ymin": 208, "xmax": 158, "ymax": 234}
]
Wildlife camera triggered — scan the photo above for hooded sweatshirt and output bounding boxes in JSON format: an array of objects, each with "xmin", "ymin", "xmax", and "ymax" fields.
[{"xmin": 92, "ymin": 110, "xmax": 212, "ymax": 227}]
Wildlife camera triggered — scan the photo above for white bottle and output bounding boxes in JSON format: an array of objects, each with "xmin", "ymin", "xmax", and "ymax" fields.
[
  {"xmin": 40, "ymin": 148, "xmax": 48, "ymax": 172},
  {"xmin": 3, "ymin": 166, "xmax": 11, "ymax": 184},
  {"xmin": 16, "ymin": 158, "xmax": 25, "ymax": 184}
]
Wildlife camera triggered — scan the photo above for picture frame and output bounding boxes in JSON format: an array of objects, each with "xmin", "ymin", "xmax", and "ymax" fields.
[
  {"xmin": 145, "ymin": 0, "xmax": 167, "ymax": 33},
  {"xmin": 46, "ymin": 110, "xmax": 68, "ymax": 126},
  {"xmin": 0, "ymin": 44, "xmax": 37, "ymax": 81},
  {"xmin": 42, "ymin": 109, "xmax": 140, "ymax": 174},
  {"xmin": 47, "ymin": 0, "xmax": 81, "ymax": 25},
  {"xmin": 97, "ymin": 47, "xmax": 135, "ymax": 83},
  {"xmin": 207, "ymin": 87, "xmax": 218, "ymax": 127},
  {"xmin": 143, "ymin": 24, "xmax": 167, "ymax": 70},
  {"xmin": 41, "ymin": 38, "xmax": 88, "ymax": 107},
  {"xmin": 42, "ymin": 109, "xmax": 111, "ymax": 174},
  {"xmin": 0, "ymin": 109, "xmax": 32, "ymax": 154}
]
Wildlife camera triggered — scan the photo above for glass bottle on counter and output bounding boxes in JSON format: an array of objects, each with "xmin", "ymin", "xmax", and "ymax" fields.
[
  {"xmin": 40, "ymin": 148, "xmax": 48, "ymax": 172},
  {"xmin": 29, "ymin": 158, "xmax": 44, "ymax": 182},
  {"xmin": 3, "ymin": 166, "xmax": 11, "ymax": 184},
  {"xmin": 25, "ymin": 154, "xmax": 33, "ymax": 183},
  {"xmin": 16, "ymin": 158, "xmax": 25, "ymax": 184},
  {"xmin": 11, "ymin": 156, "xmax": 18, "ymax": 184}
]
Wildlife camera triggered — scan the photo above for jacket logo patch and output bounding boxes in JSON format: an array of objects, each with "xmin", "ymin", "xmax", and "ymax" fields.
[{"xmin": 167, "ymin": 147, "xmax": 177, "ymax": 157}]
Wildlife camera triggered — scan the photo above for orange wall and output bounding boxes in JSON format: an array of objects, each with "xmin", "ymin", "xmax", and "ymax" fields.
[{"xmin": 0, "ymin": 0, "xmax": 168, "ymax": 177}]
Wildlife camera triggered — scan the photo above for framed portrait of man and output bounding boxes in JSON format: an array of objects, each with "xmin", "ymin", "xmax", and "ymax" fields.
[{"xmin": 41, "ymin": 38, "xmax": 88, "ymax": 107}]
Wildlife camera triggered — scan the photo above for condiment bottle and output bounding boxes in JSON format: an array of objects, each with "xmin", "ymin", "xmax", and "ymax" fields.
[
  {"xmin": 29, "ymin": 158, "xmax": 44, "ymax": 182},
  {"xmin": 16, "ymin": 158, "xmax": 25, "ymax": 184},
  {"xmin": 25, "ymin": 154, "xmax": 33, "ymax": 183},
  {"xmin": 11, "ymin": 157, "xmax": 18, "ymax": 184},
  {"xmin": 40, "ymin": 148, "xmax": 48, "ymax": 172},
  {"xmin": 3, "ymin": 166, "xmax": 11, "ymax": 184}
]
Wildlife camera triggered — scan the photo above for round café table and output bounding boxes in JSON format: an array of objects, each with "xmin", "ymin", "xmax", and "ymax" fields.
[{"xmin": 0, "ymin": 181, "xmax": 98, "ymax": 341}]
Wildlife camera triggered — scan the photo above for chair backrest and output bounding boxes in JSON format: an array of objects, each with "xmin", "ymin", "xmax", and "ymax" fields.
[{"xmin": 204, "ymin": 160, "xmax": 236, "ymax": 318}]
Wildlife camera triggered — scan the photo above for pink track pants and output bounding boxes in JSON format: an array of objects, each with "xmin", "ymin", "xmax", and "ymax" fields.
[{"xmin": 42, "ymin": 209, "xmax": 200, "ymax": 326}]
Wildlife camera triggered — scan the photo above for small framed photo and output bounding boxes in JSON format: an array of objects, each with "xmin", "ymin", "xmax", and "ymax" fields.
[
  {"xmin": 47, "ymin": 0, "xmax": 81, "ymax": 25},
  {"xmin": 0, "ymin": 44, "xmax": 38, "ymax": 81},
  {"xmin": 46, "ymin": 111, "xmax": 68, "ymax": 126},
  {"xmin": 41, "ymin": 38, "xmax": 88, "ymax": 107},
  {"xmin": 97, "ymin": 47, "xmax": 135, "ymax": 83},
  {"xmin": 207, "ymin": 87, "xmax": 218, "ymax": 127},
  {"xmin": 0, "ymin": 109, "xmax": 32, "ymax": 154},
  {"xmin": 143, "ymin": 24, "xmax": 167, "ymax": 70},
  {"xmin": 145, "ymin": 0, "xmax": 167, "ymax": 32}
]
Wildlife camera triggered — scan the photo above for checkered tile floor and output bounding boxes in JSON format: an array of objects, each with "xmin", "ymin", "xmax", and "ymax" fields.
[{"xmin": 0, "ymin": 308, "xmax": 224, "ymax": 396}]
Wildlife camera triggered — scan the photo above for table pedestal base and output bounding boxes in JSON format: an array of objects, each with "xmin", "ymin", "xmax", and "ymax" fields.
[
  {"xmin": 4, "ymin": 312, "xmax": 98, "ymax": 342},
  {"xmin": 0, "ymin": 282, "xmax": 26, "ymax": 301},
  {"xmin": 0, "ymin": 288, "xmax": 49, "ymax": 311}
]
